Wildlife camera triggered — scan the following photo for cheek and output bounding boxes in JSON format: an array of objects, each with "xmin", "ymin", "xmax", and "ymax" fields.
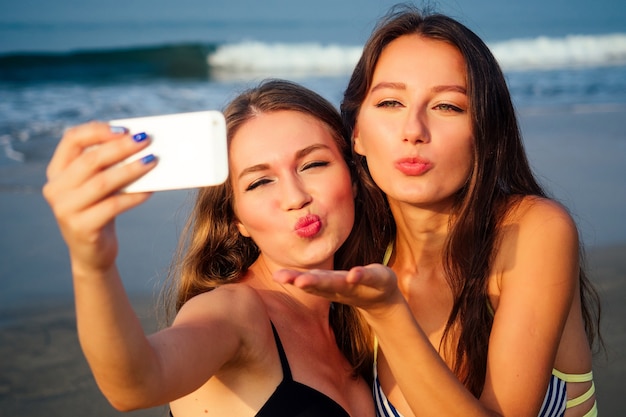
[
  {"xmin": 438, "ymin": 138, "xmax": 474, "ymax": 183},
  {"xmin": 353, "ymin": 127, "xmax": 390, "ymax": 180},
  {"xmin": 336, "ymin": 185, "xmax": 356, "ymax": 214},
  {"xmin": 457, "ymin": 134, "xmax": 475, "ymax": 169},
  {"xmin": 353, "ymin": 111, "xmax": 381, "ymax": 156},
  {"xmin": 360, "ymin": 149, "xmax": 390, "ymax": 190},
  {"xmin": 355, "ymin": 114, "xmax": 397, "ymax": 157},
  {"xmin": 332, "ymin": 175, "xmax": 357, "ymax": 227},
  {"xmin": 321, "ymin": 168, "xmax": 355, "ymax": 210},
  {"xmin": 331, "ymin": 190, "xmax": 356, "ymax": 242},
  {"xmin": 233, "ymin": 193, "xmax": 273, "ymax": 238}
]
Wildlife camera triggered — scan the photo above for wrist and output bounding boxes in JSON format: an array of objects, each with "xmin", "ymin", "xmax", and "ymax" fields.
[{"xmin": 359, "ymin": 289, "xmax": 408, "ymax": 323}]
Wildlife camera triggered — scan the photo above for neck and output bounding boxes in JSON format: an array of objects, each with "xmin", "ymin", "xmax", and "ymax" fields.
[{"xmin": 387, "ymin": 200, "xmax": 450, "ymax": 275}]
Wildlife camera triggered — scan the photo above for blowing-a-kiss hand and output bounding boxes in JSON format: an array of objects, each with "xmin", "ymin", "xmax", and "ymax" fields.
[{"xmin": 274, "ymin": 264, "xmax": 404, "ymax": 314}]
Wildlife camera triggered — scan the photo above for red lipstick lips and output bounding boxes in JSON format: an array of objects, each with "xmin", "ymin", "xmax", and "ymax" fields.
[
  {"xmin": 395, "ymin": 157, "xmax": 432, "ymax": 176},
  {"xmin": 294, "ymin": 214, "xmax": 322, "ymax": 238}
]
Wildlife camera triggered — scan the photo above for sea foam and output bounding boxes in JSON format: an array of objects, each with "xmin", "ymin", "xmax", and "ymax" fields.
[{"xmin": 206, "ymin": 33, "xmax": 626, "ymax": 79}]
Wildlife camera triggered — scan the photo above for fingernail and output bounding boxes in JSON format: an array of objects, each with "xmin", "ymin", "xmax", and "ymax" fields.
[
  {"xmin": 133, "ymin": 132, "xmax": 148, "ymax": 142},
  {"xmin": 110, "ymin": 126, "xmax": 128, "ymax": 134},
  {"xmin": 141, "ymin": 154, "xmax": 156, "ymax": 164}
]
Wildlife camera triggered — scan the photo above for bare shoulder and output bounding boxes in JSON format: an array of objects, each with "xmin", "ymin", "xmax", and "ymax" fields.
[
  {"xmin": 502, "ymin": 195, "xmax": 578, "ymax": 244},
  {"xmin": 493, "ymin": 196, "xmax": 580, "ymax": 291},
  {"xmin": 176, "ymin": 283, "xmax": 268, "ymax": 328},
  {"xmin": 166, "ymin": 283, "xmax": 277, "ymax": 377}
]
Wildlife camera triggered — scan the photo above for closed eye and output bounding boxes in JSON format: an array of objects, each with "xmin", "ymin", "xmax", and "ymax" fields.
[
  {"xmin": 244, "ymin": 161, "xmax": 329, "ymax": 191},
  {"xmin": 301, "ymin": 160, "xmax": 329, "ymax": 171},
  {"xmin": 245, "ymin": 177, "xmax": 272, "ymax": 191}
]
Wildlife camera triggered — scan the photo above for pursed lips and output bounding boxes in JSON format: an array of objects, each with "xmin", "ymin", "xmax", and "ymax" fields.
[
  {"xmin": 294, "ymin": 214, "xmax": 322, "ymax": 238},
  {"xmin": 394, "ymin": 157, "xmax": 432, "ymax": 176}
]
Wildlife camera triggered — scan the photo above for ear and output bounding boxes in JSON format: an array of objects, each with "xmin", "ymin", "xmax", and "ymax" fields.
[
  {"xmin": 353, "ymin": 127, "xmax": 365, "ymax": 156},
  {"xmin": 236, "ymin": 221, "xmax": 251, "ymax": 237}
]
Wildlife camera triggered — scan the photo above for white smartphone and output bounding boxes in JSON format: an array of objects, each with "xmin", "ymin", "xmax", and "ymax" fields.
[{"xmin": 109, "ymin": 111, "xmax": 228, "ymax": 193}]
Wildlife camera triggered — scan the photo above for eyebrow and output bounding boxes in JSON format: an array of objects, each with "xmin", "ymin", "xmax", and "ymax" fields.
[
  {"xmin": 237, "ymin": 143, "xmax": 332, "ymax": 180},
  {"xmin": 370, "ymin": 82, "xmax": 467, "ymax": 95},
  {"xmin": 370, "ymin": 82, "xmax": 406, "ymax": 93},
  {"xmin": 296, "ymin": 143, "xmax": 331, "ymax": 159},
  {"xmin": 432, "ymin": 85, "xmax": 467, "ymax": 94}
]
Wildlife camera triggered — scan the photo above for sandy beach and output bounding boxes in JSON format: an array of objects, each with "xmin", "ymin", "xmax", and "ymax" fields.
[
  {"xmin": 0, "ymin": 188, "xmax": 189, "ymax": 417},
  {"xmin": 0, "ymin": 107, "xmax": 624, "ymax": 416}
]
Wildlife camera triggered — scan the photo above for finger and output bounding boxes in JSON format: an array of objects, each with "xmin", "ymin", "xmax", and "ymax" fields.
[
  {"xmin": 273, "ymin": 269, "xmax": 301, "ymax": 284},
  {"xmin": 274, "ymin": 269, "xmax": 385, "ymax": 307},
  {"xmin": 45, "ymin": 131, "xmax": 153, "ymax": 209},
  {"xmin": 76, "ymin": 191, "xmax": 153, "ymax": 233},
  {"xmin": 292, "ymin": 267, "xmax": 388, "ymax": 300},
  {"xmin": 78, "ymin": 148, "xmax": 157, "ymax": 201},
  {"xmin": 274, "ymin": 269, "xmax": 340, "ymax": 292},
  {"xmin": 50, "ymin": 132, "xmax": 152, "ymax": 195},
  {"xmin": 47, "ymin": 121, "xmax": 128, "ymax": 180},
  {"xmin": 346, "ymin": 264, "xmax": 396, "ymax": 288},
  {"xmin": 49, "ymin": 155, "xmax": 157, "ymax": 219},
  {"xmin": 290, "ymin": 270, "xmax": 355, "ymax": 296}
]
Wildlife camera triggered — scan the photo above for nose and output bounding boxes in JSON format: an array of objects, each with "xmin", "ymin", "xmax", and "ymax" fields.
[
  {"xmin": 280, "ymin": 174, "xmax": 312, "ymax": 211},
  {"xmin": 403, "ymin": 110, "xmax": 430, "ymax": 144}
]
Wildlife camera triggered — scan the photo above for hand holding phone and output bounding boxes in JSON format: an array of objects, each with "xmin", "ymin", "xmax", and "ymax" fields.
[{"xmin": 109, "ymin": 111, "xmax": 228, "ymax": 193}]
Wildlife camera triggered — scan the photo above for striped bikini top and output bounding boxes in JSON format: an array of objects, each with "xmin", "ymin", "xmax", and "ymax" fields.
[
  {"xmin": 373, "ymin": 244, "xmax": 598, "ymax": 417},
  {"xmin": 373, "ymin": 352, "xmax": 597, "ymax": 417},
  {"xmin": 373, "ymin": 359, "xmax": 597, "ymax": 417}
]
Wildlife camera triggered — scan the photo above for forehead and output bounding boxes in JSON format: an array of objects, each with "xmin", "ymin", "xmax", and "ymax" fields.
[
  {"xmin": 229, "ymin": 110, "xmax": 339, "ymax": 168},
  {"xmin": 373, "ymin": 34, "xmax": 467, "ymax": 83}
]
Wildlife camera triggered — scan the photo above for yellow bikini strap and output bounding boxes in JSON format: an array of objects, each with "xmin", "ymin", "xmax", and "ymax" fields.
[
  {"xmin": 373, "ymin": 335, "xmax": 379, "ymax": 363},
  {"xmin": 552, "ymin": 369, "xmax": 593, "ymax": 383},
  {"xmin": 382, "ymin": 242, "xmax": 393, "ymax": 266},
  {"xmin": 552, "ymin": 369, "xmax": 596, "ymax": 412},
  {"xmin": 566, "ymin": 381, "xmax": 595, "ymax": 407}
]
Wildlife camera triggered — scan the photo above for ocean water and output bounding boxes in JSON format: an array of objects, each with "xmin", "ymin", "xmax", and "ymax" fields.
[
  {"xmin": 1, "ymin": 0, "xmax": 625, "ymax": 168},
  {"xmin": 0, "ymin": 0, "xmax": 625, "ymax": 300}
]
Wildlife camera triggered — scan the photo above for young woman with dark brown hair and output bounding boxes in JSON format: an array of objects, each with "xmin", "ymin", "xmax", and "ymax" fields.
[{"xmin": 276, "ymin": 6, "xmax": 601, "ymax": 417}]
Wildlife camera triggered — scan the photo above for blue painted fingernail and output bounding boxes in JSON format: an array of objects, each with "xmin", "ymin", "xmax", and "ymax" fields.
[
  {"xmin": 110, "ymin": 125, "xmax": 128, "ymax": 134},
  {"xmin": 141, "ymin": 154, "xmax": 156, "ymax": 164},
  {"xmin": 133, "ymin": 132, "xmax": 148, "ymax": 142}
]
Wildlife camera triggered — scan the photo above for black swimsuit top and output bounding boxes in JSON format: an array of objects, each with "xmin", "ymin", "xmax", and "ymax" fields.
[
  {"xmin": 170, "ymin": 322, "xmax": 351, "ymax": 417},
  {"xmin": 255, "ymin": 322, "xmax": 351, "ymax": 417}
]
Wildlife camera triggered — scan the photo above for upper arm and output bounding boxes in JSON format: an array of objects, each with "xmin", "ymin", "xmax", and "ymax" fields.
[
  {"xmin": 145, "ymin": 284, "xmax": 268, "ymax": 402},
  {"xmin": 481, "ymin": 198, "xmax": 580, "ymax": 415}
]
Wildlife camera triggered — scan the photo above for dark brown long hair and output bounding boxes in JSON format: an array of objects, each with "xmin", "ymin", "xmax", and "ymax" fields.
[
  {"xmin": 163, "ymin": 79, "xmax": 388, "ymax": 380},
  {"xmin": 342, "ymin": 5, "xmax": 602, "ymax": 396}
]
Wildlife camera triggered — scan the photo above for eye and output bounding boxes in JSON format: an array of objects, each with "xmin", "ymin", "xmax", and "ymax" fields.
[
  {"xmin": 434, "ymin": 103, "xmax": 464, "ymax": 113},
  {"xmin": 301, "ymin": 160, "xmax": 329, "ymax": 171},
  {"xmin": 375, "ymin": 99, "xmax": 403, "ymax": 108},
  {"xmin": 245, "ymin": 177, "xmax": 272, "ymax": 191}
]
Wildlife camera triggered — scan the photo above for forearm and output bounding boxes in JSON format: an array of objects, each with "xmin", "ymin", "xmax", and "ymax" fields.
[
  {"xmin": 72, "ymin": 263, "xmax": 161, "ymax": 409},
  {"xmin": 362, "ymin": 302, "xmax": 498, "ymax": 417}
]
